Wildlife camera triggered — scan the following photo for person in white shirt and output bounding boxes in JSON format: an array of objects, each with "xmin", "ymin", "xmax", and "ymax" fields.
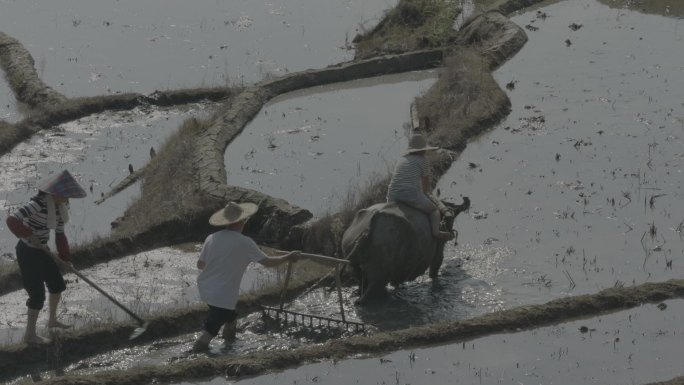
[{"xmin": 193, "ymin": 201, "xmax": 300, "ymax": 352}]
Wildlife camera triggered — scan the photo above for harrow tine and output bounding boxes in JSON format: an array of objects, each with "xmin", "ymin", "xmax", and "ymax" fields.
[{"xmin": 259, "ymin": 305, "xmax": 367, "ymax": 332}]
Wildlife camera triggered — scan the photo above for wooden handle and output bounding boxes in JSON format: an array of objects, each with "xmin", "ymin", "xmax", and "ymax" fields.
[{"xmin": 275, "ymin": 250, "xmax": 349, "ymax": 266}]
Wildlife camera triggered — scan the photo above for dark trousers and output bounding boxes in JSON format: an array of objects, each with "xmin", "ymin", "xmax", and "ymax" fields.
[
  {"xmin": 203, "ymin": 305, "xmax": 237, "ymax": 336},
  {"xmin": 16, "ymin": 241, "xmax": 66, "ymax": 310}
]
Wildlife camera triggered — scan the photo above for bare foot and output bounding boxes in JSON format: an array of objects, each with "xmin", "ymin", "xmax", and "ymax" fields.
[
  {"xmin": 23, "ymin": 334, "xmax": 51, "ymax": 345},
  {"xmin": 47, "ymin": 321, "xmax": 72, "ymax": 329},
  {"xmin": 434, "ymin": 231, "xmax": 455, "ymax": 241}
]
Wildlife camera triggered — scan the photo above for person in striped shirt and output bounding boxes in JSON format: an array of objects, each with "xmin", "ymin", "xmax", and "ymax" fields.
[
  {"xmin": 5, "ymin": 170, "xmax": 87, "ymax": 344},
  {"xmin": 387, "ymin": 134, "xmax": 454, "ymax": 241}
]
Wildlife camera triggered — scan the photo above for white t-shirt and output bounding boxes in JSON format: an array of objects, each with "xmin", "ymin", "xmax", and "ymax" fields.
[{"xmin": 197, "ymin": 229, "xmax": 267, "ymax": 309}]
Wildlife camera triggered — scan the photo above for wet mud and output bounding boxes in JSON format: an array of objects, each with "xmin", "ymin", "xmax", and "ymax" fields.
[
  {"xmin": 17, "ymin": 279, "xmax": 684, "ymax": 385},
  {"xmin": 0, "ymin": 258, "xmax": 328, "ymax": 381}
]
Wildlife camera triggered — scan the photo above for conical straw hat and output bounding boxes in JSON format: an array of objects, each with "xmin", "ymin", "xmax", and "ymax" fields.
[
  {"xmin": 38, "ymin": 170, "xmax": 87, "ymax": 198},
  {"xmin": 209, "ymin": 202, "xmax": 258, "ymax": 226}
]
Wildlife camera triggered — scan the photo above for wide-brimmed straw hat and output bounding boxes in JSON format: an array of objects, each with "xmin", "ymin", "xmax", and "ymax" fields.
[
  {"xmin": 406, "ymin": 133, "xmax": 439, "ymax": 154},
  {"xmin": 38, "ymin": 170, "xmax": 87, "ymax": 198},
  {"xmin": 209, "ymin": 202, "xmax": 258, "ymax": 226}
]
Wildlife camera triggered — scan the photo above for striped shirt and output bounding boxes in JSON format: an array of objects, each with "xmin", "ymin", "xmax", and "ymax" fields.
[
  {"xmin": 386, "ymin": 154, "xmax": 431, "ymax": 202},
  {"xmin": 10, "ymin": 194, "xmax": 65, "ymax": 246}
]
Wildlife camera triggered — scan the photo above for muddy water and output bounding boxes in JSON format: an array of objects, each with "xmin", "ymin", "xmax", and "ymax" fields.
[
  {"xmin": 183, "ymin": 299, "xmax": 684, "ymax": 385},
  {"xmin": 0, "ymin": 0, "xmax": 394, "ymax": 97},
  {"xmin": 437, "ymin": 0, "xmax": 684, "ymax": 308},
  {"xmin": 0, "ymin": 244, "xmax": 287, "ymax": 346},
  {"xmin": 225, "ymin": 71, "xmax": 437, "ymax": 216},
  {"xmin": 0, "ymin": 103, "xmax": 215, "ymax": 259},
  {"xmin": 5, "ymin": 0, "xmax": 684, "ymax": 382}
]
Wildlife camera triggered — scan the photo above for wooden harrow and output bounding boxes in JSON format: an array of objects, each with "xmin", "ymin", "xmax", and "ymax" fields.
[{"xmin": 261, "ymin": 252, "xmax": 367, "ymax": 332}]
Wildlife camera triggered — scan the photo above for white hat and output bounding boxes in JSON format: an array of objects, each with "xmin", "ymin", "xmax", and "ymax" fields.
[
  {"xmin": 406, "ymin": 133, "xmax": 439, "ymax": 154},
  {"xmin": 209, "ymin": 202, "xmax": 258, "ymax": 226}
]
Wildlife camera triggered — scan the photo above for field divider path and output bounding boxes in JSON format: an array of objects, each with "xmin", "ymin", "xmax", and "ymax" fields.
[{"xmin": 22, "ymin": 279, "xmax": 684, "ymax": 385}]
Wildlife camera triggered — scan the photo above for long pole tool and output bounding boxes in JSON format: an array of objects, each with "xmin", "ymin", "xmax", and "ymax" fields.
[
  {"xmin": 49, "ymin": 252, "xmax": 149, "ymax": 340},
  {"xmin": 71, "ymin": 269, "xmax": 148, "ymax": 339}
]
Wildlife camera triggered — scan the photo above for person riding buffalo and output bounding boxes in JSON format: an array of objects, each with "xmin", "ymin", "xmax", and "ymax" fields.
[
  {"xmin": 6, "ymin": 170, "xmax": 86, "ymax": 344},
  {"xmin": 386, "ymin": 133, "xmax": 454, "ymax": 241}
]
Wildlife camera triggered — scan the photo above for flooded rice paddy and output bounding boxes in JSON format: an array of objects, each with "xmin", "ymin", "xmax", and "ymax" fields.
[
  {"xmin": 225, "ymin": 71, "xmax": 437, "ymax": 216},
  {"xmin": 0, "ymin": 245, "xmax": 286, "ymax": 346},
  {"xmin": 183, "ymin": 299, "xmax": 684, "ymax": 385},
  {"xmin": 439, "ymin": 0, "xmax": 684, "ymax": 308},
  {"xmin": 0, "ymin": 103, "xmax": 216, "ymax": 260},
  {"xmin": 0, "ymin": 0, "xmax": 394, "ymax": 96},
  {"xmin": 163, "ymin": 0, "xmax": 684, "ymax": 382},
  {"xmin": 2, "ymin": 0, "xmax": 684, "ymax": 383}
]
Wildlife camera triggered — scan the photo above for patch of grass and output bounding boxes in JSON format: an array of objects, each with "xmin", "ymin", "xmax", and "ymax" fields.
[
  {"xmin": 298, "ymin": 171, "xmax": 391, "ymax": 256},
  {"xmin": 114, "ymin": 116, "xmax": 214, "ymax": 237},
  {"xmin": 354, "ymin": 0, "xmax": 461, "ymax": 58},
  {"xmin": 335, "ymin": 172, "xmax": 391, "ymax": 226},
  {"xmin": 413, "ymin": 49, "xmax": 510, "ymax": 151}
]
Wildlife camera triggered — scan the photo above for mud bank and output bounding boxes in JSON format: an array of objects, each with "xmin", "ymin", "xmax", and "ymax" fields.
[
  {"xmin": 23, "ymin": 279, "xmax": 684, "ymax": 385},
  {"xmin": 650, "ymin": 377, "xmax": 684, "ymax": 385},
  {"xmin": 598, "ymin": 0, "xmax": 684, "ymax": 18},
  {"xmin": 0, "ymin": 86, "xmax": 239, "ymax": 157},
  {"xmin": 490, "ymin": 0, "xmax": 548, "ymax": 16},
  {"xmin": 352, "ymin": 0, "xmax": 462, "ymax": 59},
  {"xmin": 0, "ymin": 32, "xmax": 66, "ymax": 108}
]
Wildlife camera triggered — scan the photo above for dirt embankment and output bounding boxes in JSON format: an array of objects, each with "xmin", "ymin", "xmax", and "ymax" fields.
[
  {"xmin": 490, "ymin": 0, "xmax": 549, "ymax": 16},
  {"xmin": 0, "ymin": 87, "xmax": 239, "ymax": 157},
  {"xmin": 353, "ymin": 0, "xmax": 462, "ymax": 59},
  {"xmin": 648, "ymin": 376, "xmax": 684, "ymax": 385},
  {"xmin": 598, "ymin": 0, "xmax": 684, "ymax": 18},
  {"xmin": 0, "ymin": 32, "xmax": 66, "ymax": 108},
  {"xmin": 0, "ymin": 30, "xmax": 240, "ymax": 157},
  {"xmin": 24, "ymin": 279, "xmax": 684, "ymax": 385}
]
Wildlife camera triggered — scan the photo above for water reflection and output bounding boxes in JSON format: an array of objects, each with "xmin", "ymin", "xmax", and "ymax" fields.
[{"xmin": 224, "ymin": 71, "xmax": 437, "ymax": 216}]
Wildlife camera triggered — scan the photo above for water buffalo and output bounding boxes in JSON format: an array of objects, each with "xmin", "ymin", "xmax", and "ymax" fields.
[{"xmin": 341, "ymin": 197, "xmax": 470, "ymax": 302}]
